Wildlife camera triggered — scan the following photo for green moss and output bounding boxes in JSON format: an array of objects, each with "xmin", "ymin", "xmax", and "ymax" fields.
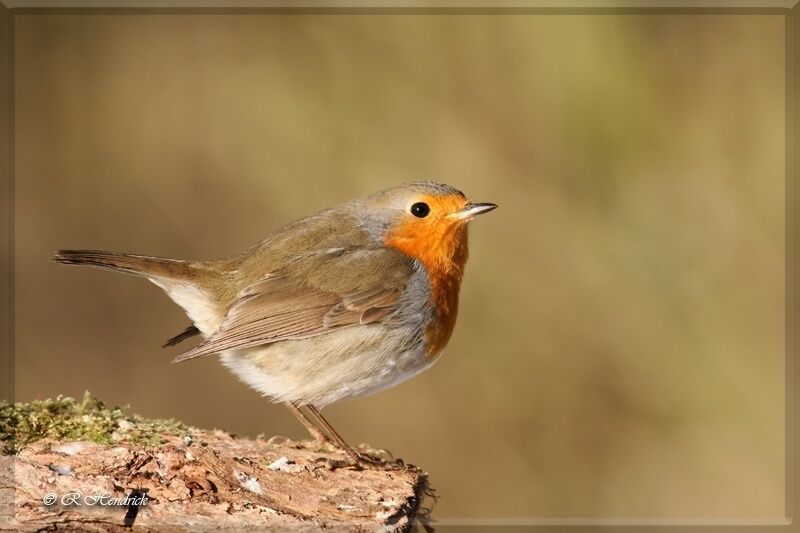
[
  {"xmin": 128, "ymin": 416, "xmax": 189, "ymax": 448},
  {"xmin": 0, "ymin": 392, "xmax": 190, "ymax": 455}
]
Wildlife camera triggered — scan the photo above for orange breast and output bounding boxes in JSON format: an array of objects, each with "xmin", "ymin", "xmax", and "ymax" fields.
[
  {"xmin": 424, "ymin": 253, "xmax": 466, "ymax": 356},
  {"xmin": 385, "ymin": 215, "xmax": 469, "ymax": 357}
]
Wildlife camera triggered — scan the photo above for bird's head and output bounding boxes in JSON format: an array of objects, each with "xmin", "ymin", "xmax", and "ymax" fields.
[{"xmin": 358, "ymin": 181, "xmax": 497, "ymax": 274}]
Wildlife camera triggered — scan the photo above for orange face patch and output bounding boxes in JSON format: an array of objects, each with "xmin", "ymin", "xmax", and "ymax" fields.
[
  {"xmin": 384, "ymin": 194, "xmax": 471, "ymax": 357},
  {"xmin": 383, "ymin": 194, "xmax": 468, "ymax": 271}
]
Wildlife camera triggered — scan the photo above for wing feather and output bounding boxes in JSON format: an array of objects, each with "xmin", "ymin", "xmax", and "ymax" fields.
[{"xmin": 172, "ymin": 248, "xmax": 411, "ymax": 363}]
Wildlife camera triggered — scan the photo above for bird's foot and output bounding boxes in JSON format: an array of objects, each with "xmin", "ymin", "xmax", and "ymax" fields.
[
  {"xmin": 263, "ymin": 434, "xmax": 333, "ymax": 453},
  {"xmin": 353, "ymin": 452, "xmax": 407, "ymax": 471},
  {"xmin": 311, "ymin": 450, "xmax": 406, "ymax": 471}
]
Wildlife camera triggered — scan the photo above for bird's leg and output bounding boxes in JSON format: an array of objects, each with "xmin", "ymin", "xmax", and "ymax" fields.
[
  {"xmin": 288, "ymin": 405, "xmax": 400, "ymax": 470},
  {"xmin": 285, "ymin": 402, "xmax": 331, "ymax": 445},
  {"xmin": 304, "ymin": 405, "xmax": 364, "ymax": 464}
]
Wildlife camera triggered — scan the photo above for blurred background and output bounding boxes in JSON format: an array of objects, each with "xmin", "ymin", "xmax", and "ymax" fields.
[{"xmin": 13, "ymin": 13, "xmax": 784, "ymax": 520}]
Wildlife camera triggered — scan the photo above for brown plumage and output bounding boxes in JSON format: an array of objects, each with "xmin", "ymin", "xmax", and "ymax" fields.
[{"xmin": 52, "ymin": 181, "xmax": 496, "ymax": 464}]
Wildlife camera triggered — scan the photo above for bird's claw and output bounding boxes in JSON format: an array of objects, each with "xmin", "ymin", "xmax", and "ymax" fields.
[
  {"xmin": 311, "ymin": 452, "xmax": 405, "ymax": 471},
  {"xmin": 311, "ymin": 456, "xmax": 351, "ymax": 471},
  {"xmin": 355, "ymin": 453, "xmax": 406, "ymax": 471}
]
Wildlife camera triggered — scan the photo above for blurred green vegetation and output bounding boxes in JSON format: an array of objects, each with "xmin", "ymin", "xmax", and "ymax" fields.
[{"xmin": 13, "ymin": 13, "xmax": 784, "ymax": 519}]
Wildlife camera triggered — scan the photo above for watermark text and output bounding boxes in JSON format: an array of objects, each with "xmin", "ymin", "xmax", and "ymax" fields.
[{"xmin": 43, "ymin": 492, "xmax": 149, "ymax": 507}]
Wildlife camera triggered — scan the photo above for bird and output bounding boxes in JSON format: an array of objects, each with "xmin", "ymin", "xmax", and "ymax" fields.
[{"xmin": 52, "ymin": 181, "xmax": 496, "ymax": 466}]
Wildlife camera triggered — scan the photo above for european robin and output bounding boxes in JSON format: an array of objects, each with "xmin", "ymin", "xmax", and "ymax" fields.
[{"xmin": 53, "ymin": 182, "xmax": 496, "ymax": 465}]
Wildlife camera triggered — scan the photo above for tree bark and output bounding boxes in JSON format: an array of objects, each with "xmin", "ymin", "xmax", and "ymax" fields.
[{"xmin": 1, "ymin": 415, "xmax": 429, "ymax": 531}]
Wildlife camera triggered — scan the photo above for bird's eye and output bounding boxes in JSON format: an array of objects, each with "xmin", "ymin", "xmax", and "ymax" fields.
[{"xmin": 410, "ymin": 202, "xmax": 430, "ymax": 218}]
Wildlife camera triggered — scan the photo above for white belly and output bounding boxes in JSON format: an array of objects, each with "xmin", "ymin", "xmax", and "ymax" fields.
[{"xmin": 218, "ymin": 325, "xmax": 436, "ymax": 407}]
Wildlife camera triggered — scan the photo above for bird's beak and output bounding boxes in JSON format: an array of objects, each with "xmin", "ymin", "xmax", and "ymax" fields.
[{"xmin": 447, "ymin": 202, "xmax": 498, "ymax": 221}]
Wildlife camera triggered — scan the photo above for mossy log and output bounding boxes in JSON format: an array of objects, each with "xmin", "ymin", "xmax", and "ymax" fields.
[{"xmin": 0, "ymin": 394, "xmax": 430, "ymax": 531}]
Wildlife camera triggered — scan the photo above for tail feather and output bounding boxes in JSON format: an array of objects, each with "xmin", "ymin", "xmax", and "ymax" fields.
[
  {"xmin": 51, "ymin": 250, "xmax": 197, "ymax": 280},
  {"xmin": 53, "ymin": 249, "xmax": 225, "ymax": 336},
  {"xmin": 162, "ymin": 325, "xmax": 200, "ymax": 347}
]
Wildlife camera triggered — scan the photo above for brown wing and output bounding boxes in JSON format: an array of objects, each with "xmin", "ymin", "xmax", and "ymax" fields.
[
  {"xmin": 323, "ymin": 285, "xmax": 402, "ymax": 327},
  {"xmin": 171, "ymin": 248, "xmax": 411, "ymax": 363}
]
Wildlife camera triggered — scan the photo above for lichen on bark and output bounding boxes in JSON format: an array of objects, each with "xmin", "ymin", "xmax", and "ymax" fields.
[
  {"xmin": 1, "ymin": 392, "xmax": 188, "ymax": 454},
  {"xmin": 0, "ymin": 394, "xmax": 429, "ymax": 531}
]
